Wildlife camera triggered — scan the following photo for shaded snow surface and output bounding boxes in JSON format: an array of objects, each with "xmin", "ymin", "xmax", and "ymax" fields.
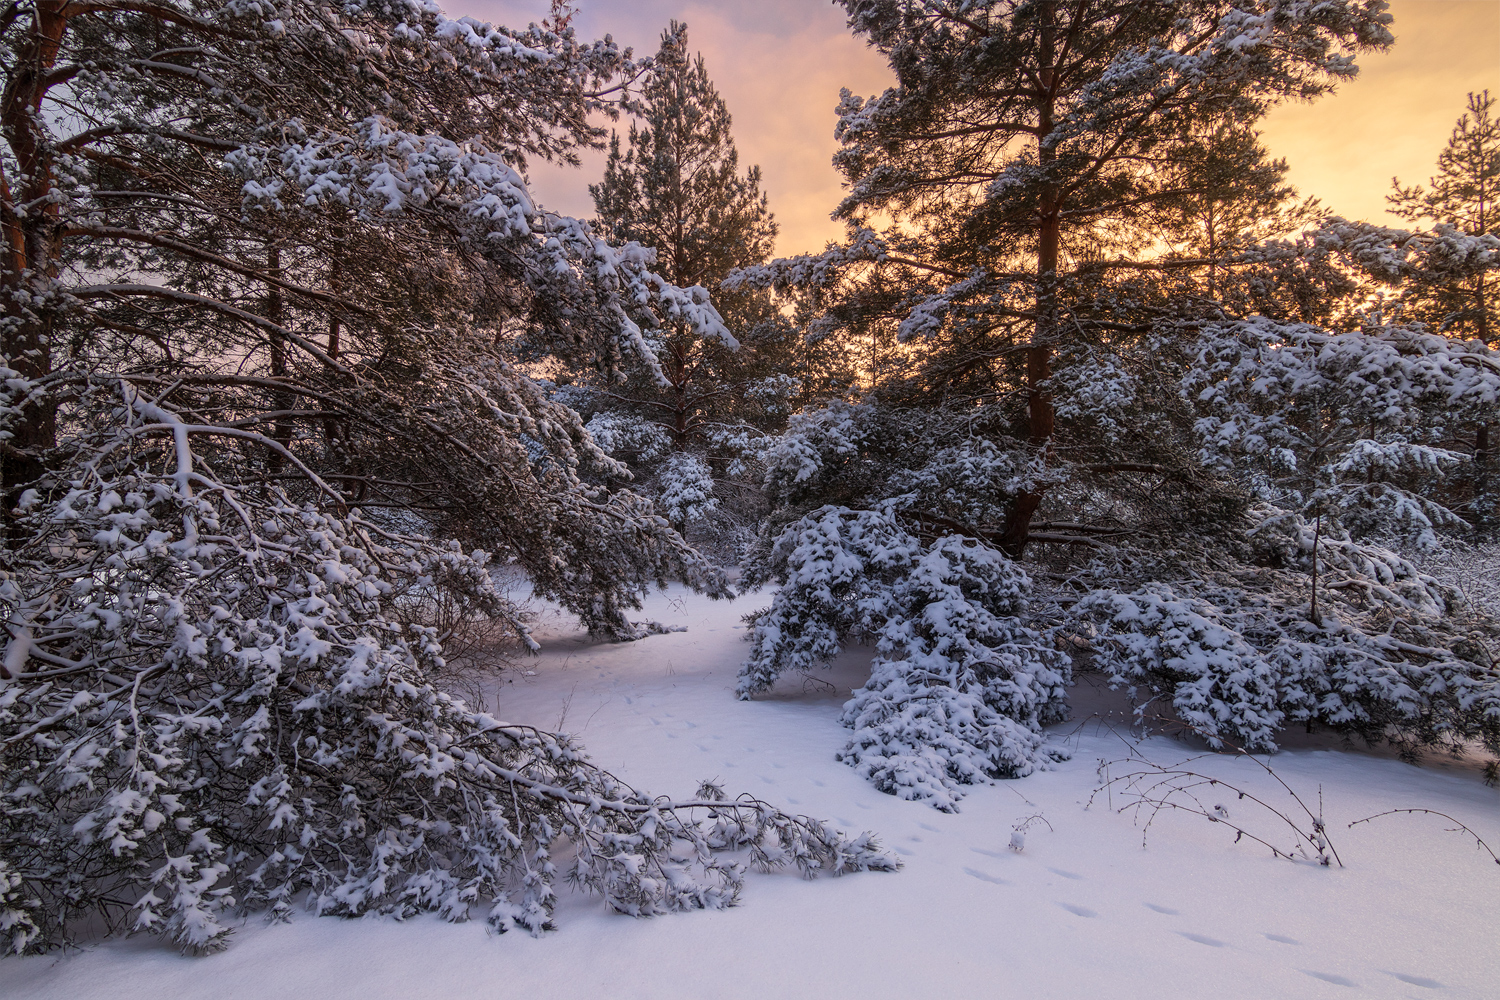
[{"xmin": 7, "ymin": 586, "xmax": 1498, "ymax": 999}]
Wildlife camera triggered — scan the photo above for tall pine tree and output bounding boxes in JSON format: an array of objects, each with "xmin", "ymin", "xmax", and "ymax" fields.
[
  {"xmin": 735, "ymin": 0, "xmax": 1394, "ymax": 554},
  {"xmin": 585, "ymin": 23, "xmax": 789, "ymax": 448},
  {"xmin": 1389, "ymin": 90, "xmax": 1499, "ymax": 343}
]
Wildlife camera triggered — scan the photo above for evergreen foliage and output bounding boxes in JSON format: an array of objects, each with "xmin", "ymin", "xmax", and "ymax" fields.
[
  {"xmin": 731, "ymin": 1, "xmax": 1500, "ymax": 804},
  {"xmin": 0, "ymin": 1, "xmax": 897, "ymax": 954}
]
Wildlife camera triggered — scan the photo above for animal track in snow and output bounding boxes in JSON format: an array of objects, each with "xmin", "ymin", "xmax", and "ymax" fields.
[
  {"xmin": 970, "ymin": 847, "xmax": 1008, "ymax": 860},
  {"xmin": 1047, "ymin": 868, "xmax": 1083, "ymax": 880},
  {"xmin": 1057, "ymin": 903, "xmax": 1098, "ymax": 918},
  {"xmin": 917, "ymin": 822, "xmax": 940, "ymax": 833},
  {"xmin": 1301, "ymin": 971, "xmax": 1358, "ymax": 988},
  {"xmin": 962, "ymin": 868, "xmax": 1008, "ymax": 885},
  {"xmin": 1263, "ymin": 933, "xmax": 1299, "ymax": 945},
  {"xmin": 1386, "ymin": 972, "xmax": 1443, "ymax": 989},
  {"xmin": 837, "ymin": 818, "xmax": 853, "ymax": 828},
  {"xmin": 1145, "ymin": 904, "xmax": 1179, "ymax": 915},
  {"xmin": 810, "ymin": 779, "xmax": 825, "ymax": 787},
  {"xmin": 893, "ymin": 846, "xmax": 914, "ymax": 857},
  {"xmin": 1176, "ymin": 932, "xmax": 1225, "ymax": 948},
  {"xmin": 760, "ymin": 776, "xmax": 776, "ymax": 785}
]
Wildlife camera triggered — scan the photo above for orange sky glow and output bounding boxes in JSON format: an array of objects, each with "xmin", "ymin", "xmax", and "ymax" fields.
[{"xmin": 459, "ymin": 0, "xmax": 1500, "ymax": 257}]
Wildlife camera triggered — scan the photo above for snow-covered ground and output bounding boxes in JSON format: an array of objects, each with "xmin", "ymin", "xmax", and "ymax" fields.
[{"xmin": 6, "ymin": 586, "xmax": 1498, "ymax": 1000}]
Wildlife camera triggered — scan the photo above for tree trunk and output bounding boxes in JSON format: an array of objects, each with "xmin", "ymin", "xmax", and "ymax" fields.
[
  {"xmin": 1000, "ymin": 5, "xmax": 1059, "ymax": 559},
  {"xmin": 2, "ymin": 4, "xmax": 69, "ymax": 519}
]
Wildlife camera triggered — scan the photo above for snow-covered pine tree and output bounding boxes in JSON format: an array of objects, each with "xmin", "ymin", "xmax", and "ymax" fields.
[
  {"xmin": 734, "ymin": 0, "xmax": 1395, "ymax": 552},
  {"xmin": 1388, "ymin": 91, "xmax": 1500, "ymax": 526},
  {"xmin": 0, "ymin": 1, "xmax": 896, "ymax": 955},
  {"xmin": 580, "ymin": 23, "xmax": 803, "ymax": 548},
  {"xmin": 1389, "ymin": 91, "xmax": 1499, "ymax": 344},
  {"xmin": 731, "ymin": 2, "xmax": 1500, "ymax": 800}
]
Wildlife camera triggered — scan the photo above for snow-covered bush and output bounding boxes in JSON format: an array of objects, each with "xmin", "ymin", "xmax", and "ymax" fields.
[
  {"xmin": 741, "ymin": 507, "xmax": 1070, "ymax": 809},
  {"xmin": 1075, "ymin": 576, "xmax": 1500, "ymax": 758},
  {"xmin": 1188, "ymin": 319, "xmax": 1499, "ymax": 547},
  {"xmin": 1074, "ymin": 586, "xmax": 1284, "ymax": 749}
]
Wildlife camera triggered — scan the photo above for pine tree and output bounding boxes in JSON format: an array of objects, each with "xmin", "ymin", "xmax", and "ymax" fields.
[
  {"xmin": 725, "ymin": 2, "xmax": 1500, "ymax": 804},
  {"xmin": 1390, "ymin": 91, "xmax": 1500, "ymax": 343},
  {"xmin": 586, "ymin": 23, "xmax": 792, "ymax": 455},
  {"xmin": 0, "ymin": 2, "xmax": 897, "ymax": 953},
  {"xmin": 736, "ymin": 0, "xmax": 1395, "ymax": 555},
  {"xmin": 1389, "ymin": 91, "xmax": 1500, "ymax": 516}
]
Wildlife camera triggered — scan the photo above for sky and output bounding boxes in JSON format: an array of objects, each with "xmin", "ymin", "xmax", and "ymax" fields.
[{"xmin": 457, "ymin": 1, "xmax": 1500, "ymax": 257}]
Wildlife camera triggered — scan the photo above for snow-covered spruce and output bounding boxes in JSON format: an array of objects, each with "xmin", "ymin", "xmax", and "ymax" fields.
[
  {"xmin": 740, "ymin": 507, "xmax": 1070, "ymax": 810},
  {"xmin": 0, "ymin": 459, "xmax": 895, "ymax": 957}
]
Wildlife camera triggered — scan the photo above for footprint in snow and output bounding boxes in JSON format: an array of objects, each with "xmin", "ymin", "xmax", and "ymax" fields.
[
  {"xmin": 963, "ymin": 868, "xmax": 1008, "ymax": 885},
  {"xmin": 623, "ymin": 696, "xmax": 633, "ymax": 704},
  {"xmin": 772, "ymin": 763, "xmax": 785, "ymax": 769},
  {"xmin": 893, "ymin": 846, "xmax": 915, "ymax": 857},
  {"xmin": 650, "ymin": 718, "xmax": 660, "ymax": 725},
  {"xmin": 684, "ymin": 721, "xmax": 697, "ymax": 729},
  {"xmin": 666, "ymin": 732, "xmax": 679, "ymax": 739},
  {"xmin": 855, "ymin": 801, "xmax": 875, "ymax": 810},
  {"xmin": 1263, "ymin": 933, "xmax": 1299, "ymax": 945},
  {"xmin": 760, "ymin": 776, "xmax": 776, "ymax": 785},
  {"xmin": 1177, "ymin": 932, "xmax": 1225, "ymax": 948},
  {"xmin": 917, "ymin": 822, "xmax": 940, "ymax": 833},
  {"xmin": 1301, "ymin": 971, "xmax": 1358, "ymax": 988},
  {"xmin": 908, "ymin": 835, "xmax": 922, "ymax": 842},
  {"xmin": 1145, "ymin": 904, "xmax": 1179, "ymax": 916},
  {"xmin": 1057, "ymin": 903, "xmax": 1097, "ymax": 918},
  {"xmin": 695, "ymin": 745, "xmax": 709, "ymax": 753},
  {"xmin": 810, "ymin": 779, "xmax": 825, "ymax": 787},
  {"xmin": 786, "ymin": 797, "xmax": 800, "ymax": 805},
  {"xmin": 970, "ymin": 847, "xmax": 1008, "ymax": 860},
  {"xmin": 837, "ymin": 818, "xmax": 854, "ymax": 828},
  {"xmin": 1047, "ymin": 868, "xmax": 1083, "ymax": 880},
  {"xmin": 1386, "ymin": 972, "xmax": 1443, "ymax": 989}
]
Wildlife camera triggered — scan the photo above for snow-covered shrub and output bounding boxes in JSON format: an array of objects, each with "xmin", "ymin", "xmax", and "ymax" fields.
[
  {"xmin": 741, "ymin": 507, "xmax": 1070, "ymax": 809},
  {"xmin": 839, "ymin": 536, "xmax": 1071, "ymax": 811},
  {"xmin": 738, "ymin": 506, "xmax": 915, "ymax": 694},
  {"xmin": 1244, "ymin": 505, "xmax": 1456, "ymax": 615},
  {"xmin": 656, "ymin": 453, "xmax": 720, "ymax": 529},
  {"xmin": 1075, "ymin": 578, "xmax": 1500, "ymax": 758},
  {"xmin": 758, "ymin": 402, "xmax": 876, "ymax": 506},
  {"xmin": 1075, "ymin": 586, "xmax": 1284, "ymax": 749},
  {"xmin": 1188, "ymin": 319, "xmax": 1499, "ymax": 546}
]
